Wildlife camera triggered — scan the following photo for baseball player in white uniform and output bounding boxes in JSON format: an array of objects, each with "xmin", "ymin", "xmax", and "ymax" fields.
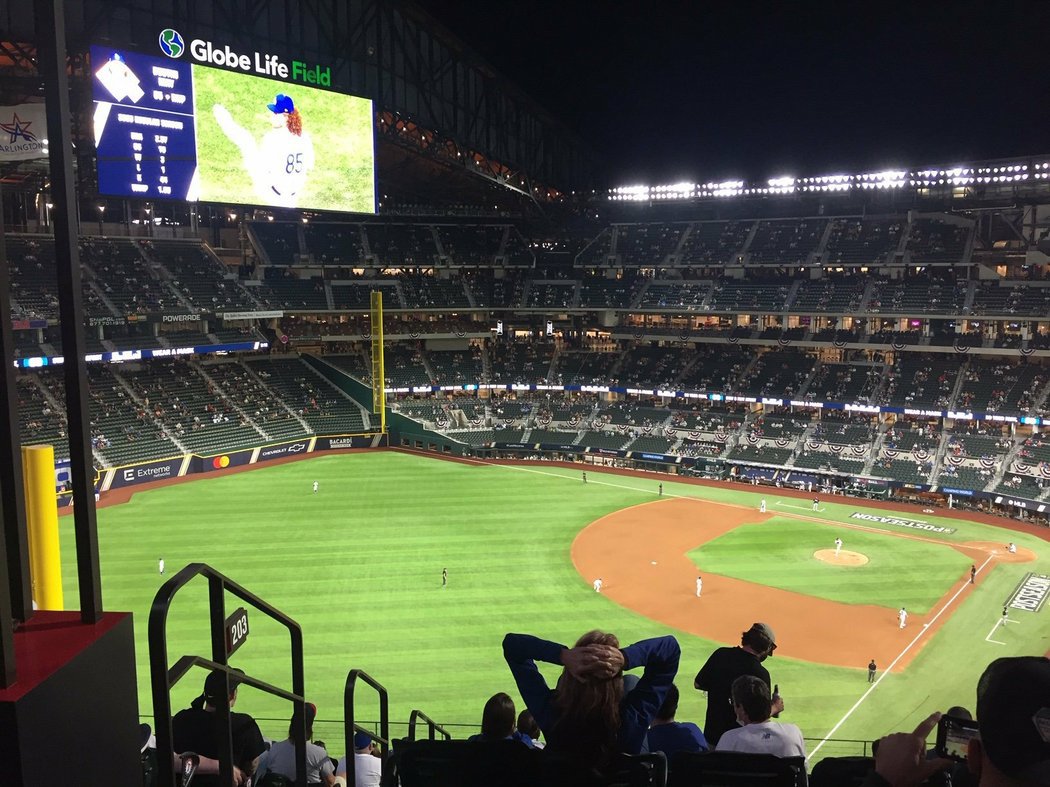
[
  {"xmin": 759, "ymin": 498, "xmax": 766, "ymax": 513},
  {"xmin": 313, "ymin": 480, "xmax": 319, "ymax": 494},
  {"xmin": 158, "ymin": 557, "xmax": 165, "ymax": 575},
  {"xmin": 834, "ymin": 537, "xmax": 843, "ymax": 557},
  {"xmin": 696, "ymin": 576, "xmax": 703, "ymax": 597},
  {"xmin": 213, "ymin": 93, "xmax": 316, "ymax": 208},
  {"xmin": 593, "ymin": 578, "xmax": 603, "ymax": 593},
  {"xmin": 898, "ymin": 607, "xmax": 907, "ymax": 629}
]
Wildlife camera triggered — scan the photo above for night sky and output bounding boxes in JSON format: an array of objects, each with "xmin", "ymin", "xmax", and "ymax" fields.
[{"xmin": 413, "ymin": 0, "xmax": 1048, "ymax": 183}]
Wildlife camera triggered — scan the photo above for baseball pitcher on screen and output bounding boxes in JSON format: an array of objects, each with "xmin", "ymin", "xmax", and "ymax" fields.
[{"xmin": 212, "ymin": 93, "xmax": 316, "ymax": 207}]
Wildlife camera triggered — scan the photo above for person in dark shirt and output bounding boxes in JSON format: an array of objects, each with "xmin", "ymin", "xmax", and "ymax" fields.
[
  {"xmin": 693, "ymin": 622, "xmax": 782, "ymax": 746},
  {"xmin": 171, "ymin": 669, "xmax": 267, "ymax": 787},
  {"xmin": 646, "ymin": 683, "xmax": 708, "ymax": 758}
]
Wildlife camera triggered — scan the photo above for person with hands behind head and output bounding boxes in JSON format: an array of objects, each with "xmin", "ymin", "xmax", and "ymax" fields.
[{"xmin": 502, "ymin": 630, "xmax": 680, "ymax": 771}]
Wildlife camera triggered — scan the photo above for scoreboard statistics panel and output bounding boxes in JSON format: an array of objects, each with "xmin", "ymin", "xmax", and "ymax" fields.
[{"xmin": 91, "ymin": 45, "xmax": 376, "ymax": 214}]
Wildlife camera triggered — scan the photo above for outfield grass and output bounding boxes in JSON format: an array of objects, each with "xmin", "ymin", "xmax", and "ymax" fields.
[
  {"xmin": 688, "ymin": 518, "xmax": 973, "ymax": 613},
  {"xmin": 57, "ymin": 454, "xmax": 1050, "ymax": 758}
]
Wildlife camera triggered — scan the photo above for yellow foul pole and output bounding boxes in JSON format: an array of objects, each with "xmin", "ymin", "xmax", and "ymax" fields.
[{"xmin": 22, "ymin": 444, "xmax": 64, "ymax": 610}]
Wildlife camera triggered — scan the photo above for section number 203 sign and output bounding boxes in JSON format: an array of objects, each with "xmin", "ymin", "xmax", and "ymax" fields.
[{"xmin": 225, "ymin": 607, "xmax": 249, "ymax": 656}]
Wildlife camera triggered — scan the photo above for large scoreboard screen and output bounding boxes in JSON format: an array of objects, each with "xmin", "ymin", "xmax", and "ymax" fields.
[{"xmin": 91, "ymin": 41, "xmax": 376, "ymax": 214}]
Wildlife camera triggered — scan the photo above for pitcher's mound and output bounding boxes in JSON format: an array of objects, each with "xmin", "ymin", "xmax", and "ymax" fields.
[{"xmin": 815, "ymin": 549, "xmax": 869, "ymax": 566}]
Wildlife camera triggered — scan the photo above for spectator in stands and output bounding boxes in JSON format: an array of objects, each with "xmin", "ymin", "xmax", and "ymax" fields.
[
  {"xmin": 171, "ymin": 669, "xmax": 267, "ymax": 787},
  {"xmin": 716, "ymin": 675, "xmax": 804, "ymax": 759},
  {"xmin": 336, "ymin": 731, "xmax": 381, "ymax": 787},
  {"xmin": 254, "ymin": 702, "xmax": 336, "ymax": 786},
  {"xmin": 468, "ymin": 692, "xmax": 533, "ymax": 746},
  {"xmin": 693, "ymin": 622, "xmax": 782, "ymax": 746},
  {"xmin": 861, "ymin": 656, "xmax": 1050, "ymax": 786},
  {"xmin": 646, "ymin": 683, "xmax": 709, "ymax": 757},
  {"xmin": 503, "ymin": 630, "xmax": 680, "ymax": 769},
  {"xmin": 518, "ymin": 709, "xmax": 544, "ymax": 749}
]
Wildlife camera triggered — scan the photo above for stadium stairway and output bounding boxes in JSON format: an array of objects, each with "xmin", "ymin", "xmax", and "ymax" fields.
[
  {"xmin": 929, "ymin": 429, "xmax": 953, "ymax": 487},
  {"xmin": 109, "ymin": 366, "xmax": 190, "ymax": 456},
  {"xmin": 238, "ymin": 361, "xmax": 313, "ymax": 433},
  {"xmin": 862, "ymin": 423, "xmax": 889, "ymax": 477},
  {"xmin": 189, "ymin": 361, "xmax": 270, "ymax": 440}
]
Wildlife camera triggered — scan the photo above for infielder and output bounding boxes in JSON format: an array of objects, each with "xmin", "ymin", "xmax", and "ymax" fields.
[
  {"xmin": 898, "ymin": 607, "xmax": 907, "ymax": 629},
  {"xmin": 1007, "ymin": 542, "xmax": 1017, "ymax": 554},
  {"xmin": 759, "ymin": 498, "xmax": 766, "ymax": 513},
  {"xmin": 312, "ymin": 480, "xmax": 319, "ymax": 494},
  {"xmin": 212, "ymin": 93, "xmax": 316, "ymax": 208},
  {"xmin": 696, "ymin": 576, "xmax": 703, "ymax": 597},
  {"xmin": 834, "ymin": 537, "xmax": 843, "ymax": 557},
  {"xmin": 867, "ymin": 659, "xmax": 876, "ymax": 683},
  {"xmin": 593, "ymin": 577, "xmax": 603, "ymax": 593}
]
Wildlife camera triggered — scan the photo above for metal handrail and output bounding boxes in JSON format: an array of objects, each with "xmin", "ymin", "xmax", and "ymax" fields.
[
  {"xmin": 148, "ymin": 563, "xmax": 306, "ymax": 787},
  {"xmin": 408, "ymin": 709, "xmax": 451, "ymax": 741},
  {"xmin": 344, "ymin": 669, "xmax": 390, "ymax": 786}
]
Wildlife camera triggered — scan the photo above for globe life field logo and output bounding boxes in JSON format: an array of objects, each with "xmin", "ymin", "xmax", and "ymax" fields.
[
  {"xmin": 155, "ymin": 27, "xmax": 331, "ymax": 86},
  {"xmin": 159, "ymin": 28, "xmax": 185, "ymax": 58}
]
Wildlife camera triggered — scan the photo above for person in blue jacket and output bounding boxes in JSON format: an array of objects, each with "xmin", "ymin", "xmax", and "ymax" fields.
[{"xmin": 502, "ymin": 630, "xmax": 680, "ymax": 768}]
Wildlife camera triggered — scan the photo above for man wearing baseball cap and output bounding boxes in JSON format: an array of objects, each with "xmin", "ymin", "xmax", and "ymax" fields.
[
  {"xmin": 694, "ymin": 622, "xmax": 783, "ymax": 746},
  {"xmin": 969, "ymin": 657, "xmax": 1050, "ymax": 785},
  {"xmin": 171, "ymin": 668, "xmax": 267, "ymax": 787}
]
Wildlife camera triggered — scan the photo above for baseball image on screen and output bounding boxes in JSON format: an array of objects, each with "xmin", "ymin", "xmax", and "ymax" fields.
[{"xmin": 191, "ymin": 66, "xmax": 375, "ymax": 213}]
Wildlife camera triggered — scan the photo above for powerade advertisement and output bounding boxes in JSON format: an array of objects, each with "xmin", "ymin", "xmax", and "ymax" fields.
[{"xmin": 91, "ymin": 32, "xmax": 376, "ymax": 214}]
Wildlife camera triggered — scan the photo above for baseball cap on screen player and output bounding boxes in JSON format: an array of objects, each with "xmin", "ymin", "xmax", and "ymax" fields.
[
  {"xmin": 267, "ymin": 94, "xmax": 295, "ymax": 114},
  {"xmin": 976, "ymin": 656, "xmax": 1050, "ymax": 781}
]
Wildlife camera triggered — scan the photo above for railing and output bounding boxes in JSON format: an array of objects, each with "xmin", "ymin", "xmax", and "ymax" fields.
[
  {"xmin": 344, "ymin": 668, "xmax": 391, "ymax": 787},
  {"xmin": 409, "ymin": 708, "xmax": 452, "ymax": 741},
  {"xmin": 148, "ymin": 563, "xmax": 307, "ymax": 787}
]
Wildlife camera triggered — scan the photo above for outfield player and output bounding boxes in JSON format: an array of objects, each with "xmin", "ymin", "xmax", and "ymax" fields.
[
  {"xmin": 834, "ymin": 537, "xmax": 843, "ymax": 557},
  {"xmin": 659, "ymin": 483, "xmax": 663, "ymax": 496},
  {"xmin": 442, "ymin": 567, "xmax": 447, "ymax": 587},
  {"xmin": 812, "ymin": 497, "xmax": 819, "ymax": 511},
  {"xmin": 696, "ymin": 576, "xmax": 703, "ymax": 597},
  {"xmin": 593, "ymin": 577, "xmax": 603, "ymax": 593},
  {"xmin": 759, "ymin": 498, "xmax": 766, "ymax": 513},
  {"xmin": 582, "ymin": 471, "xmax": 587, "ymax": 484},
  {"xmin": 312, "ymin": 480, "xmax": 318, "ymax": 494},
  {"xmin": 212, "ymin": 93, "xmax": 316, "ymax": 208},
  {"xmin": 898, "ymin": 607, "xmax": 907, "ymax": 629},
  {"xmin": 159, "ymin": 557, "xmax": 165, "ymax": 575}
]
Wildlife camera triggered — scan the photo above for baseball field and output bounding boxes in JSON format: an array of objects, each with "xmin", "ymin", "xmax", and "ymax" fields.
[{"xmin": 57, "ymin": 450, "xmax": 1050, "ymax": 759}]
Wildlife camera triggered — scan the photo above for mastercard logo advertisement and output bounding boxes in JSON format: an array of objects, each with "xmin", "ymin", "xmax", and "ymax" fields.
[{"xmin": 211, "ymin": 455, "xmax": 231, "ymax": 469}]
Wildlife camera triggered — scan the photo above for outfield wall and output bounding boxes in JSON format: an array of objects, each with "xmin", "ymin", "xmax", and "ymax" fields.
[{"xmin": 63, "ymin": 434, "xmax": 384, "ymax": 505}]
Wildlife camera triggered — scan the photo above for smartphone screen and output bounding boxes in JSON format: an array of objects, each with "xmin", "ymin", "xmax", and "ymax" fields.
[{"xmin": 936, "ymin": 715, "xmax": 980, "ymax": 761}]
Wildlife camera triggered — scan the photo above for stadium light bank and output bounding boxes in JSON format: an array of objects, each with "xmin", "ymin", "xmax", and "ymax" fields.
[{"xmin": 607, "ymin": 156, "xmax": 1050, "ymax": 202}]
